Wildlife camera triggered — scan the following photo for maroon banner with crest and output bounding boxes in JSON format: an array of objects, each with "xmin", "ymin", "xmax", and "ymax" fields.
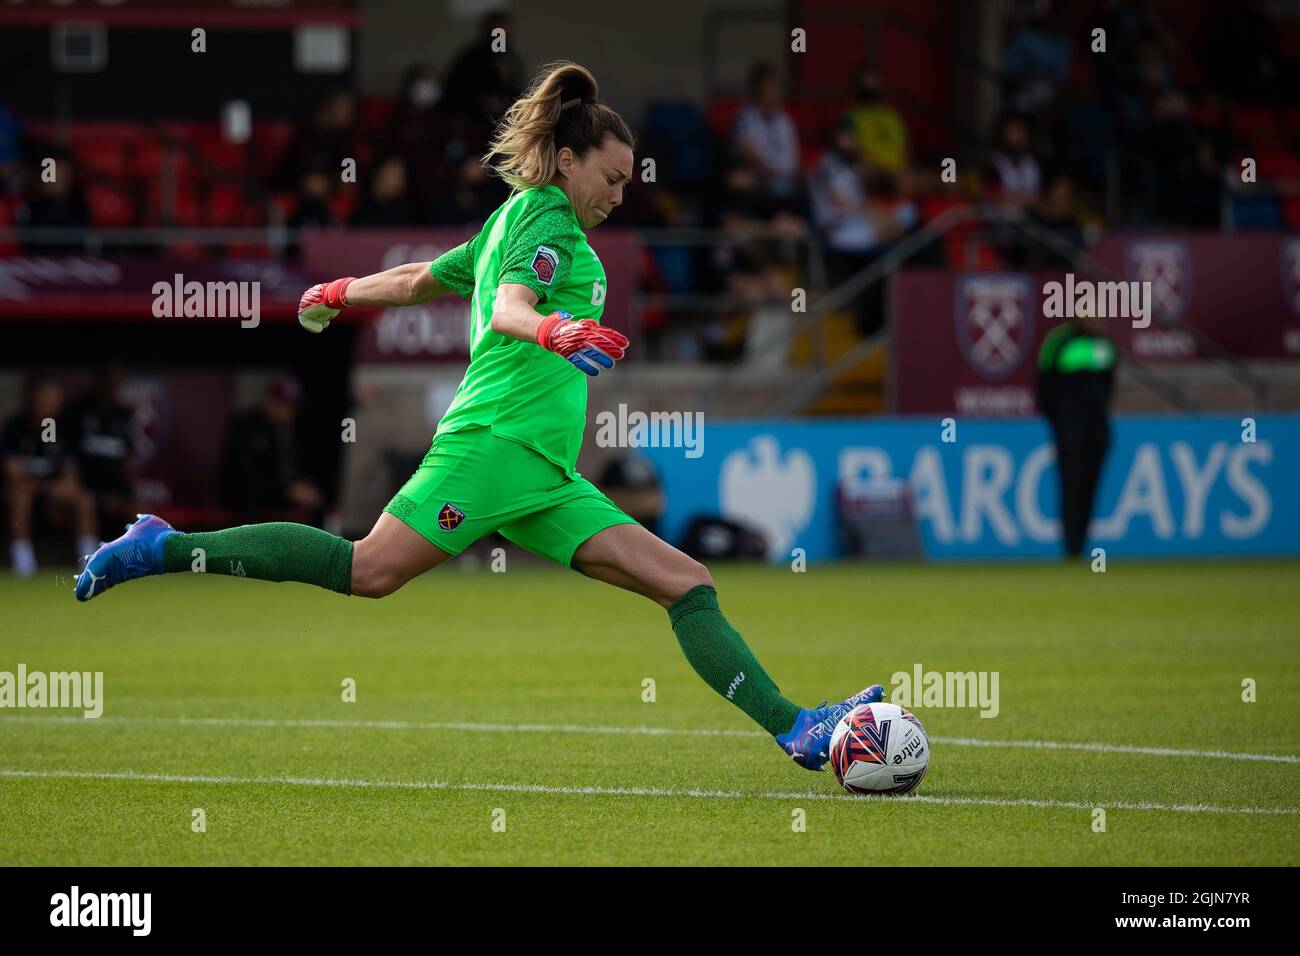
[{"xmin": 891, "ymin": 233, "xmax": 1300, "ymax": 416}]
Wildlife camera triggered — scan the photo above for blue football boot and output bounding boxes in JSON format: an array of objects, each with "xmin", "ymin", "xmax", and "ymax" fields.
[
  {"xmin": 75, "ymin": 514, "xmax": 178, "ymax": 602},
  {"xmin": 775, "ymin": 684, "xmax": 886, "ymax": 770}
]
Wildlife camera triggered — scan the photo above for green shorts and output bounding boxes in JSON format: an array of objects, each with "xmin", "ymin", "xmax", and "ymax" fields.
[{"xmin": 383, "ymin": 426, "xmax": 638, "ymax": 567}]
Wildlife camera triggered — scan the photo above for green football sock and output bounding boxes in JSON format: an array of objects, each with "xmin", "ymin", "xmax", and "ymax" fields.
[
  {"xmin": 162, "ymin": 523, "xmax": 353, "ymax": 595},
  {"xmin": 667, "ymin": 584, "xmax": 801, "ymax": 736}
]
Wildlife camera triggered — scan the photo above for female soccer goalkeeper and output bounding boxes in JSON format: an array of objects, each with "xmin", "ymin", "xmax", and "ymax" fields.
[{"xmin": 74, "ymin": 61, "xmax": 881, "ymax": 771}]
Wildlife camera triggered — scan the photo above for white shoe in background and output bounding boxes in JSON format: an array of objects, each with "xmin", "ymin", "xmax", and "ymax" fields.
[{"xmin": 11, "ymin": 539, "xmax": 37, "ymax": 578}]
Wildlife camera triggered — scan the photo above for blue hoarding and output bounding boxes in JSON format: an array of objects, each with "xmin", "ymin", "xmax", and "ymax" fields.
[{"xmin": 638, "ymin": 415, "xmax": 1300, "ymax": 560}]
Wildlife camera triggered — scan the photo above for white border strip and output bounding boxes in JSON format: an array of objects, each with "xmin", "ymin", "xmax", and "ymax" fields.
[
  {"xmin": 3, "ymin": 714, "xmax": 1297, "ymax": 764},
  {"xmin": 0, "ymin": 768, "xmax": 1295, "ymax": 816}
]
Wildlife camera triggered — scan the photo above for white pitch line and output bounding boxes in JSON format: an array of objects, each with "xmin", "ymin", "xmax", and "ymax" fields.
[
  {"xmin": 0, "ymin": 768, "xmax": 1294, "ymax": 816},
  {"xmin": 3, "ymin": 713, "xmax": 1298, "ymax": 765},
  {"xmin": 931, "ymin": 736, "xmax": 1300, "ymax": 764}
]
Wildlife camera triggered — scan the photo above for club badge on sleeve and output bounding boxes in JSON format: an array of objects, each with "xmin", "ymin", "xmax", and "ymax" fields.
[{"xmin": 531, "ymin": 246, "xmax": 559, "ymax": 285}]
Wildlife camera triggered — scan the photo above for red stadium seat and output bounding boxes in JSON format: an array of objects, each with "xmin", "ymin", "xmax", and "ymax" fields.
[
  {"xmin": 786, "ymin": 99, "xmax": 819, "ymax": 139},
  {"xmin": 0, "ymin": 194, "xmax": 16, "ymax": 253},
  {"xmin": 1232, "ymin": 107, "xmax": 1285, "ymax": 149},
  {"xmin": 708, "ymin": 96, "xmax": 743, "ymax": 138},
  {"xmin": 208, "ymin": 183, "xmax": 258, "ymax": 226},
  {"xmin": 800, "ymin": 144, "xmax": 824, "ymax": 173},
  {"xmin": 85, "ymin": 184, "xmax": 135, "ymax": 227},
  {"xmin": 1283, "ymin": 197, "xmax": 1300, "ymax": 229},
  {"xmin": 360, "ymin": 96, "xmax": 396, "ymax": 137},
  {"xmin": 1255, "ymin": 148, "xmax": 1300, "ymax": 180},
  {"xmin": 251, "ymin": 121, "xmax": 296, "ymax": 179},
  {"xmin": 77, "ymin": 141, "xmax": 128, "ymax": 179},
  {"xmin": 330, "ymin": 187, "xmax": 358, "ymax": 223}
]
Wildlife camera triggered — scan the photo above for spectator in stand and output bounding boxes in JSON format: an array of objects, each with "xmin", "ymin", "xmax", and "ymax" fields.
[
  {"xmin": 220, "ymin": 377, "xmax": 323, "ymax": 527},
  {"xmin": 277, "ymin": 90, "xmax": 358, "ymax": 190},
  {"xmin": 350, "ymin": 156, "xmax": 412, "ymax": 228},
  {"xmin": 810, "ymin": 122, "xmax": 918, "ymax": 256},
  {"xmin": 1024, "ymin": 173, "xmax": 1086, "ymax": 269},
  {"xmin": 695, "ymin": 157, "xmax": 807, "ymax": 362},
  {"xmin": 431, "ymin": 154, "xmax": 507, "ymax": 226},
  {"xmin": 1137, "ymin": 89, "xmax": 1222, "ymax": 227},
  {"xmin": 16, "ymin": 154, "xmax": 90, "ymax": 254},
  {"xmin": 1203, "ymin": 1, "xmax": 1293, "ymax": 106},
  {"xmin": 1058, "ymin": 62, "xmax": 1115, "ymax": 193},
  {"xmin": 987, "ymin": 114, "xmax": 1044, "ymax": 266},
  {"xmin": 67, "ymin": 365, "xmax": 138, "ymax": 537},
  {"xmin": 0, "ymin": 101, "xmax": 21, "ymax": 197},
  {"xmin": 843, "ymin": 65, "xmax": 910, "ymax": 184},
  {"xmin": 388, "ymin": 62, "xmax": 483, "ymax": 221},
  {"xmin": 287, "ymin": 168, "xmax": 337, "ymax": 230},
  {"xmin": 733, "ymin": 62, "xmax": 802, "ymax": 201},
  {"xmin": 1003, "ymin": 3, "xmax": 1072, "ymax": 118},
  {"xmin": 809, "ymin": 122, "xmax": 918, "ymax": 335},
  {"xmin": 441, "ymin": 10, "xmax": 525, "ymax": 131},
  {"xmin": 1098, "ymin": 3, "xmax": 1178, "ymax": 148},
  {"xmin": 987, "ymin": 114, "xmax": 1043, "ymax": 207},
  {"xmin": 2, "ymin": 378, "xmax": 97, "ymax": 576}
]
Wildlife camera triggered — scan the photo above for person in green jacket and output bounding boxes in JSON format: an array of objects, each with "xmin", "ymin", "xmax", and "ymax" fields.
[{"xmin": 1036, "ymin": 310, "xmax": 1117, "ymax": 557}]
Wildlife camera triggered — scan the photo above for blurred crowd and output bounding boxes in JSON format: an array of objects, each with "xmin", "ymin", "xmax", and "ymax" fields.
[
  {"xmin": 2, "ymin": 370, "xmax": 322, "ymax": 575},
  {"xmin": 0, "ymin": 1, "xmax": 1296, "ymax": 359},
  {"xmin": 2, "ymin": 5, "xmax": 1293, "ymax": 241}
]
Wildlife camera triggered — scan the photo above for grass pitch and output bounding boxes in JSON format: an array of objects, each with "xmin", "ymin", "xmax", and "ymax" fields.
[{"xmin": 1, "ymin": 559, "xmax": 1297, "ymax": 866}]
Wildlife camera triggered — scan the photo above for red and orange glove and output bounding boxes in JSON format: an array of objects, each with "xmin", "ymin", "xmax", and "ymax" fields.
[
  {"xmin": 297, "ymin": 277, "xmax": 355, "ymax": 333},
  {"xmin": 535, "ymin": 310, "xmax": 629, "ymax": 376}
]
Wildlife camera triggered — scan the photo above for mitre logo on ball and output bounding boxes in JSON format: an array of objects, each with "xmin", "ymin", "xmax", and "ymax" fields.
[{"xmin": 954, "ymin": 274, "xmax": 1034, "ymax": 379}]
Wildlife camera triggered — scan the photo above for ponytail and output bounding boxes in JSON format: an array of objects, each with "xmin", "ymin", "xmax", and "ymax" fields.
[{"xmin": 483, "ymin": 61, "xmax": 635, "ymax": 191}]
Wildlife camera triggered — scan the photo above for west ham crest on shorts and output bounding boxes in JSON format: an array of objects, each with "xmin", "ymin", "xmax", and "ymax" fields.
[
  {"xmin": 531, "ymin": 246, "xmax": 559, "ymax": 284},
  {"xmin": 437, "ymin": 502, "xmax": 465, "ymax": 531}
]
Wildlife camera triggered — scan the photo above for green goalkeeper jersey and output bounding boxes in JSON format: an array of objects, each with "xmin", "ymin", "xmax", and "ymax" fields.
[{"xmin": 428, "ymin": 184, "xmax": 607, "ymax": 477}]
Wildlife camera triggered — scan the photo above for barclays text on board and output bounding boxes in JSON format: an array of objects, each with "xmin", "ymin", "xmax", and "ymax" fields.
[{"xmin": 638, "ymin": 416, "xmax": 1299, "ymax": 560}]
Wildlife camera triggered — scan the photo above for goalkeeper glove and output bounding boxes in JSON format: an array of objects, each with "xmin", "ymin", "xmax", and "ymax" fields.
[
  {"xmin": 535, "ymin": 310, "xmax": 629, "ymax": 376},
  {"xmin": 298, "ymin": 277, "xmax": 355, "ymax": 333}
]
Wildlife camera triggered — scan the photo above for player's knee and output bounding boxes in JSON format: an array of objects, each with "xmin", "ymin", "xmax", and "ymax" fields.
[
  {"xmin": 351, "ymin": 565, "xmax": 402, "ymax": 599},
  {"xmin": 675, "ymin": 557, "xmax": 714, "ymax": 597},
  {"xmin": 349, "ymin": 543, "xmax": 403, "ymax": 599}
]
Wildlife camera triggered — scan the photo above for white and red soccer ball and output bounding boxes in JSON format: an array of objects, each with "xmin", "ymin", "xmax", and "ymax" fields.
[{"xmin": 829, "ymin": 702, "xmax": 930, "ymax": 795}]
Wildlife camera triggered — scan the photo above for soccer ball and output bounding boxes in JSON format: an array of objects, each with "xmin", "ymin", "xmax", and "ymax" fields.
[{"xmin": 829, "ymin": 702, "xmax": 930, "ymax": 795}]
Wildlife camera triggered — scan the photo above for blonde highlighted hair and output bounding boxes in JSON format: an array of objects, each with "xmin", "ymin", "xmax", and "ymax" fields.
[{"xmin": 483, "ymin": 61, "xmax": 635, "ymax": 191}]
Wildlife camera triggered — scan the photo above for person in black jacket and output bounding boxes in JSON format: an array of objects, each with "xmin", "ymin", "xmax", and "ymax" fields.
[
  {"xmin": 67, "ymin": 365, "xmax": 138, "ymax": 534},
  {"xmin": 2, "ymin": 378, "xmax": 98, "ymax": 574},
  {"xmin": 220, "ymin": 378, "xmax": 322, "ymax": 525},
  {"xmin": 1036, "ymin": 312, "xmax": 1117, "ymax": 557}
]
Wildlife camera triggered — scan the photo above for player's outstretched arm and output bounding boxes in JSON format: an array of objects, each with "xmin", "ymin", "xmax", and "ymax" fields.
[
  {"xmin": 297, "ymin": 262, "xmax": 450, "ymax": 332},
  {"xmin": 490, "ymin": 283, "xmax": 629, "ymax": 377}
]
